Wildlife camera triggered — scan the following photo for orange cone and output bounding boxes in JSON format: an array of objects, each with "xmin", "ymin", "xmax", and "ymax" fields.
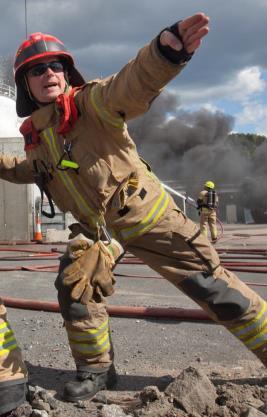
[{"xmin": 34, "ymin": 213, "xmax": 43, "ymax": 242}]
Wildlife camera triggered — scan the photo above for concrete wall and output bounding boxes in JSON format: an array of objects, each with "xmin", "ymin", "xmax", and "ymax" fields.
[{"xmin": 0, "ymin": 137, "xmax": 34, "ymax": 241}]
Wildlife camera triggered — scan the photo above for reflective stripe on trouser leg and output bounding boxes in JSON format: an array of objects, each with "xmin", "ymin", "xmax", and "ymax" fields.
[
  {"xmin": 228, "ymin": 299, "xmax": 267, "ymax": 366},
  {"xmin": 65, "ymin": 304, "xmax": 112, "ymax": 369},
  {"xmin": 127, "ymin": 198, "xmax": 267, "ymax": 366},
  {"xmin": 55, "ymin": 254, "xmax": 113, "ymax": 370},
  {"xmin": 0, "ymin": 299, "xmax": 27, "ymax": 383},
  {"xmin": 0, "ymin": 299, "xmax": 27, "ymax": 414}
]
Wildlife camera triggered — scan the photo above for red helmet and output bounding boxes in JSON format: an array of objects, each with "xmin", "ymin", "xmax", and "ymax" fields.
[{"xmin": 14, "ymin": 32, "xmax": 85, "ymax": 117}]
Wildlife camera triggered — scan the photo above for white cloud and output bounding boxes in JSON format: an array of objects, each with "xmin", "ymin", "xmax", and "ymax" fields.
[
  {"xmin": 235, "ymin": 101, "xmax": 267, "ymax": 136},
  {"xmin": 173, "ymin": 66, "xmax": 266, "ymax": 106},
  {"xmin": 233, "ymin": 67, "xmax": 266, "ymax": 101}
]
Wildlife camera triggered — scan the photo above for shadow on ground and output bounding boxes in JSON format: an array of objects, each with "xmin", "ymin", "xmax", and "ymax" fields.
[{"xmin": 26, "ymin": 361, "xmax": 174, "ymax": 399}]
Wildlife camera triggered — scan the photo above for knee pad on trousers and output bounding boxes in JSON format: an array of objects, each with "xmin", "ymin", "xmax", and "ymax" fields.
[
  {"xmin": 55, "ymin": 255, "xmax": 90, "ymax": 322},
  {"xmin": 179, "ymin": 272, "xmax": 250, "ymax": 321},
  {"xmin": 0, "ymin": 379, "xmax": 27, "ymax": 415}
]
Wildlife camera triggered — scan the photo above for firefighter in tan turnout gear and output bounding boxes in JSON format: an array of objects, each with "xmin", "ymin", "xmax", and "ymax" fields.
[
  {"xmin": 0, "ymin": 13, "xmax": 266, "ymax": 414},
  {"xmin": 197, "ymin": 180, "xmax": 219, "ymax": 243}
]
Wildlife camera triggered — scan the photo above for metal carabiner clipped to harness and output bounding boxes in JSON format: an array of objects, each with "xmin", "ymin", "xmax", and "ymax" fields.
[{"xmin": 57, "ymin": 140, "xmax": 80, "ymax": 173}]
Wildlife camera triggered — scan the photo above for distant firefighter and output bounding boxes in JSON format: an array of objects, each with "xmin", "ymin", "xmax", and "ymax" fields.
[{"xmin": 197, "ymin": 181, "xmax": 218, "ymax": 243}]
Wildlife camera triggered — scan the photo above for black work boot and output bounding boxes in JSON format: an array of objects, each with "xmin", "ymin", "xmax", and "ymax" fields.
[{"xmin": 63, "ymin": 364, "xmax": 117, "ymax": 402}]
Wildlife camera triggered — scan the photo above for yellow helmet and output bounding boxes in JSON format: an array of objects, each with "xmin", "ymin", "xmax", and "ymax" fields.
[{"xmin": 205, "ymin": 181, "xmax": 215, "ymax": 189}]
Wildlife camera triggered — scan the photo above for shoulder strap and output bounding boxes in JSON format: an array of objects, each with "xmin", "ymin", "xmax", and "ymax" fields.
[
  {"xmin": 20, "ymin": 117, "xmax": 40, "ymax": 150},
  {"xmin": 33, "ymin": 159, "xmax": 56, "ymax": 219}
]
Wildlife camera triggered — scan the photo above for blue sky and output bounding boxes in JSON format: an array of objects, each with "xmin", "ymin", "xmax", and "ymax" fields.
[{"xmin": 0, "ymin": 0, "xmax": 267, "ymax": 136}]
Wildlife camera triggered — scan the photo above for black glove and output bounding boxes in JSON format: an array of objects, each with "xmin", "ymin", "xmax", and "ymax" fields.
[{"xmin": 157, "ymin": 22, "xmax": 193, "ymax": 65}]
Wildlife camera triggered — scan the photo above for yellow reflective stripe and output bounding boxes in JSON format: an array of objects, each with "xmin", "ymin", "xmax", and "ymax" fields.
[
  {"xmin": 69, "ymin": 329, "xmax": 108, "ymax": 345},
  {"xmin": 90, "ymin": 85, "xmax": 124, "ymax": 128},
  {"xmin": 230, "ymin": 302, "xmax": 267, "ymax": 338},
  {"xmin": 120, "ymin": 187, "xmax": 169, "ymax": 240},
  {"xmin": 85, "ymin": 319, "xmax": 109, "ymax": 334},
  {"xmin": 0, "ymin": 344, "xmax": 17, "ymax": 357},
  {"xmin": 68, "ymin": 320, "xmax": 109, "ymax": 342},
  {"xmin": 43, "ymin": 128, "xmax": 99, "ymax": 227},
  {"xmin": 0, "ymin": 329, "xmax": 14, "ymax": 340},
  {"xmin": 244, "ymin": 327, "xmax": 267, "ymax": 351},
  {"xmin": 69, "ymin": 333, "xmax": 110, "ymax": 356},
  {"xmin": 235, "ymin": 317, "xmax": 267, "ymax": 341},
  {"xmin": 0, "ymin": 321, "xmax": 11, "ymax": 331},
  {"xmin": 0, "ymin": 334, "xmax": 18, "ymax": 356},
  {"xmin": 0, "ymin": 334, "xmax": 16, "ymax": 347}
]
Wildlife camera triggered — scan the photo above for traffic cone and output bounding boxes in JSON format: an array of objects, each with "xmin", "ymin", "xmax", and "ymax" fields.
[{"xmin": 34, "ymin": 213, "xmax": 43, "ymax": 242}]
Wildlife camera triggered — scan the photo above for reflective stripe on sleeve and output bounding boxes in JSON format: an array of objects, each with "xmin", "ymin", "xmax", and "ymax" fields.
[
  {"xmin": 229, "ymin": 301, "xmax": 267, "ymax": 351},
  {"xmin": 90, "ymin": 85, "xmax": 124, "ymax": 129},
  {"xmin": 119, "ymin": 186, "xmax": 169, "ymax": 241}
]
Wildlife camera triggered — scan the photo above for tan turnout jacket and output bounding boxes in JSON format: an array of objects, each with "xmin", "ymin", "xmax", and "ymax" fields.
[{"xmin": 0, "ymin": 39, "xmax": 185, "ymax": 243}]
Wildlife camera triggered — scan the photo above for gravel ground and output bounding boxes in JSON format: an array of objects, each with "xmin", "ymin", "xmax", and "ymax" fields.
[{"xmin": 1, "ymin": 223, "xmax": 267, "ymax": 416}]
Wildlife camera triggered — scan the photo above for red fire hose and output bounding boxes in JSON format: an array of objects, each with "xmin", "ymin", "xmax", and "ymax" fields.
[
  {"xmin": 0, "ymin": 245, "xmax": 266, "ymax": 322},
  {"xmin": 2, "ymin": 296, "xmax": 211, "ymax": 322}
]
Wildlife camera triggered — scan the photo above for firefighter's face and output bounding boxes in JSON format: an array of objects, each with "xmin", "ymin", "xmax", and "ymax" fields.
[{"xmin": 26, "ymin": 56, "xmax": 66, "ymax": 103}]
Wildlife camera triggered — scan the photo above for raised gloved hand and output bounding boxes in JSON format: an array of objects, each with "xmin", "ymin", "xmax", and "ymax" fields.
[
  {"xmin": 159, "ymin": 13, "xmax": 209, "ymax": 55},
  {"xmin": 63, "ymin": 237, "xmax": 124, "ymax": 304}
]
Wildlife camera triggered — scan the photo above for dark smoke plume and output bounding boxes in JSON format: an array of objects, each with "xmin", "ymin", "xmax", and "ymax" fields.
[{"xmin": 128, "ymin": 91, "xmax": 267, "ymax": 221}]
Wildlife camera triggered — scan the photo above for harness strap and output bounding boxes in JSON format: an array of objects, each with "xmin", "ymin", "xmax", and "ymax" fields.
[
  {"xmin": 20, "ymin": 117, "xmax": 40, "ymax": 151},
  {"xmin": 33, "ymin": 160, "xmax": 55, "ymax": 219}
]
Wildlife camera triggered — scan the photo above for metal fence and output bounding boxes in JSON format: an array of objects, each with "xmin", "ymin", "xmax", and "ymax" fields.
[{"xmin": 0, "ymin": 82, "xmax": 16, "ymax": 101}]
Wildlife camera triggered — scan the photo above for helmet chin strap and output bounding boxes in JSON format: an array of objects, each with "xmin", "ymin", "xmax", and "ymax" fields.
[
  {"xmin": 24, "ymin": 75, "xmax": 35, "ymax": 102},
  {"xmin": 23, "ymin": 73, "xmax": 70, "ymax": 108},
  {"xmin": 64, "ymin": 72, "xmax": 70, "ymax": 92}
]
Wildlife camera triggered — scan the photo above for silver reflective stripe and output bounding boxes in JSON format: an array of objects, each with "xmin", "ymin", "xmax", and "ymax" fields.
[
  {"xmin": 0, "ymin": 338, "xmax": 17, "ymax": 352},
  {"xmin": 230, "ymin": 301, "xmax": 267, "ymax": 337},
  {"xmin": 245, "ymin": 331, "xmax": 267, "ymax": 351},
  {"xmin": 229, "ymin": 301, "xmax": 267, "ymax": 351},
  {"xmin": 67, "ymin": 320, "xmax": 109, "ymax": 342},
  {"xmin": 231, "ymin": 307, "xmax": 267, "ymax": 339},
  {"xmin": 0, "ymin": 322, "xmax": 12, "ymax": 334},
  {"xmin": 69, "ymin": 333, "xmax": 110, "ymax": 356},
  {"xmin": 0, "ymin": 321, "xmax": 17, "ymax": 356}
]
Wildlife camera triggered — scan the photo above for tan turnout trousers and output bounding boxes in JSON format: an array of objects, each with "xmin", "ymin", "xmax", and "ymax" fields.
[
  {"xmin": 129, "ymin": 199, "xmax": 267, "ymax": 366},
  {"xmin": 59, "ymin": 197, "xmax": 266, "ymax": 370},
  {"xmin": 200, "ymin": 208, "xmax": 218, "ymax": 241}
]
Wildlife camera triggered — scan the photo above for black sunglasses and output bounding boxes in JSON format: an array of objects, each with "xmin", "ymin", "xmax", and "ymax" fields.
[{"xmin": 27, "ymin": 61, "xmax": 64, "ymax": 77}]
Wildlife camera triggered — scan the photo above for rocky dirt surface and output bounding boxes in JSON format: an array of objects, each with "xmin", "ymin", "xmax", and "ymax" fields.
[
  {"xmin": 4, "ymin": 364, "xmax": 267, "ymax": 417},
  {"xmin": 1, "ymin": 224, "xmax": 267, "ymax": 416}
]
